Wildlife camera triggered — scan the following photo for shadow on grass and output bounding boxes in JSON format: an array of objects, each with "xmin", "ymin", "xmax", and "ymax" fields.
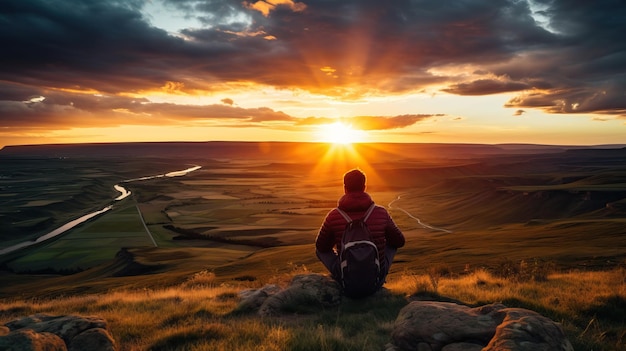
[
  {"xmin": 583, "ymin": 294, "xmax": 626, "ymax": 324},
  {"xmin": 147, "ymin": 324, "xmax": 229, "ymax": 351},
  {"xmin": 287, "ymin": 291, "xmax": 409, "ymax": 351},
  {"xmin": 226, "ymin": 288, "xmax": 411, "ymax": 351}
]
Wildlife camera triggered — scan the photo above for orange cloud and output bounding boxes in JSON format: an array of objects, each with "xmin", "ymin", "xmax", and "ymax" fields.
[
  {"xmin": 297, "ymin": 114, "xmax": 440, "ymax": 131},
  {"xmin": 245, "ymin": 0, "xmax": 306, "ymax": 17}
]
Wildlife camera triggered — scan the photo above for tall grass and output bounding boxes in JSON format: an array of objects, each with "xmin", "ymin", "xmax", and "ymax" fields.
[{"xmin": 1, "ymin": 268, "xmax": 624, "ymax": 350}]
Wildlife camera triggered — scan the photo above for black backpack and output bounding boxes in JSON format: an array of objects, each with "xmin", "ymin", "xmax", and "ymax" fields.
[{"xmin": 336, "ymin": 203, "xmax": 380, "ymax": 298}]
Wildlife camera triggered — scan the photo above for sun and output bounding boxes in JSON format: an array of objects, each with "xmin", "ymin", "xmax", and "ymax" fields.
[{"xmin": 317, "ymin": 122, "xmax": 366, "ymax": 144}]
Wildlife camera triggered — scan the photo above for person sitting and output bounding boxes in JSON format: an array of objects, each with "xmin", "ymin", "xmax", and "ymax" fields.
[{"xmin": 315, "ymin": 168, "xmax": 405, "ymax": 296}]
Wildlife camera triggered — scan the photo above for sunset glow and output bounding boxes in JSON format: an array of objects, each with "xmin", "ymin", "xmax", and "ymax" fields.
[
  {"xmin": 317, "ymin": 122, "xmax": 366, "ymax": 145},
  {"xmin": 0, "ymin": 1, "xmax": 624, "ymax": 148}
]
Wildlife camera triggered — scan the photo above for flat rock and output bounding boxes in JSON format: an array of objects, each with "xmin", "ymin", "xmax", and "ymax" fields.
[{"xmin": 237, "ymin": 273, "xmax": 342, "ymax": 316}]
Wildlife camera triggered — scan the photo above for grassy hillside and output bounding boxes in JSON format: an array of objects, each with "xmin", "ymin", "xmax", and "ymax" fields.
[{"xmin": 1, "ymin": 267, "xmax": 624, "ymax": 350}]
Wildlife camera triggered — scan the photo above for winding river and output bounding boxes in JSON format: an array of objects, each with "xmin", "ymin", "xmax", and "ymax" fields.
[
  {"xmin": 388, "ymin": 195, "xmax": 452, "ymax": 233},
  {"xmin": 0, "ymin": 165, "xmax": 201, "ymax": 256}
]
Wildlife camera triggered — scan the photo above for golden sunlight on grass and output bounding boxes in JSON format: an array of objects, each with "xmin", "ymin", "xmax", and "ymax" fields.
[{"xmin": 1, "ymin": 268, "xmax": 624, "ymax": 350}]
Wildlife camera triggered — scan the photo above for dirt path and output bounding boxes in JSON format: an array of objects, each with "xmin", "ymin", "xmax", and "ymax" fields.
[{"xmin": 135, "ymin": 204, "xmax": 157, "ymax": 247}]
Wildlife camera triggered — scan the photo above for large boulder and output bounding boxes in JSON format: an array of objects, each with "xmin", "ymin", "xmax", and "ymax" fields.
[
  {"xmin": 0, "ymin": 329, "xmax": 67, "ymax": 351},
  {"xmin": 237, "ymin": 273, "xmax": 342, "ymax": 316},
  {"xmin": 388, "ymin": 301, "xmax": 573, "ymax": 351},
  {"xmin": 1, "ymin": 314, "xmax": 116, "ymax": 351}
]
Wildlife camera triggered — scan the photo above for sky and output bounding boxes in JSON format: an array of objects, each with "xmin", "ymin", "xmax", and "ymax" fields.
[{"xmin": 1, "ymin": 0, "xmax": 625, "ymax": 148}]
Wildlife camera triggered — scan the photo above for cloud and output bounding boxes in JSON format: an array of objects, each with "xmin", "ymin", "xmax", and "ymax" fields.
[
  {"xmin": 0, "ymin": 0, "xmax": 625, "ymax": 121},
  {"xmin": 0, "ymin": 81, "xmax": 438, "ymax": 136},
  {"xmin": 297, "ymin": 114, "xmax": 440, "ymax": 131},
  {"xmin": 442, "ymin": 79, "xmax": 532, "ymax": 96},
  {"xmin": 504, "ymin": 81, "xmax": 626, "ymax": 117},
  {"xmin": 0, "ymin": 83, "xmax": 294, "ymax": 130},
  {"xmin": 244, "ymin": 0, "xmax": 307, "ymax": 17},
  {"xmin": 513, "ymin": 109, "xmax": 526, "ymax": 116},
  {"xmin": 348, "ymin": 115, "xmax": 441, "ymax": 131}
]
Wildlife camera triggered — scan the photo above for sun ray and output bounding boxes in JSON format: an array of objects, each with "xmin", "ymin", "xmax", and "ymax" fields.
[
  {"xmin": 309, "ymin": 143, "xmax": 391, "ymax": 196},
  {"xmin": 308, "ymin": 123, "xmax": 416, "ymax": 199}
]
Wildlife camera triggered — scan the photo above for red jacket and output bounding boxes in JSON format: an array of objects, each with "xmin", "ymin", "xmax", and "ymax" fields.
[{"xmin": 315, "ymin": 192, "xmax": 405, "ymax": 262}]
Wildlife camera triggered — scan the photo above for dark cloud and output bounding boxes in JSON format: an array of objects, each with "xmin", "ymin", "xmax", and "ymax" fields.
[
  {"xmin": 505, "ymin": 80, "xmax": 626, "ymax": 117},
  {"xmin": 443, "ymin": 79, "xmax": 532, "ymax": 96},
  {"xmin": 0, "ymin": 0, "xmax": 625, "ymax": 125},
  {"xmin": 0, "ymin": 0, "xmax": 192, "ymax": 93}
]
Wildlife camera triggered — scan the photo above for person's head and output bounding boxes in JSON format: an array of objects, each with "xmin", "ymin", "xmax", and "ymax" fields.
[{"xmin": 343, "ymin": 168, "xmax": 366, "ymax": 193}]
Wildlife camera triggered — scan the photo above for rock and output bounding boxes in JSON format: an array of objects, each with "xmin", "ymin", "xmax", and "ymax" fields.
[
  {"xmin": 483, "ymin": 308, "xmax": 574, "ymax": 351},
  {"xmin": 0, "ymin": 329, "xmax": 67, "ymax": 351},
  {"xmin": 417, "ymin": 342, "xmax": 433, "ymax": 351},
  {"xmin": 389, "ymin": 301, "xmax": 573, "ymax": 351},
  {"xmin": 2, "ymin": 314, "xmax": 116, "ymax": 351},
  {"xmin": 237, "ymin": 284, "xmax": 282, "ymax": 312},
  {"xmin": 258, "ymin": 273, "xmax": 342, "ymax": 316},
  {"xmin": 237, "ymin": 274, "xmax": 342, "ymax": 316},
  {"xmin": 391, "ymin": 301, "xmax": 501, "ymax": 350},
  {"xmin": 6, "ymin": 314, "xmax": 108, "ymax": 344},
  {"xmin": 0, "ymin": 325, "xmax": 9, "ymax": 336},
  {"xmin": 69, "ymin": 328, "xmax": 116, "ymax": 351},
  {"xmin": 442, "ymin": 342, "xmax": 483, "ymax": 351}
]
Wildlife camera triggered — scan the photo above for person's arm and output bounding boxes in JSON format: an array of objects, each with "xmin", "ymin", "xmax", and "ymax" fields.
[
  {"xmin": 385, "ymin": 213, "xmax": 405, "ymax": 248},
  {"xmin": 315, "ymin": 210, "xmax": 337, "ymax": 253}
]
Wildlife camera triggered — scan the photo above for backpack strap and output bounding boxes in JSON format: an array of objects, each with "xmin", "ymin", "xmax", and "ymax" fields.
[
  {"xmin": 362, "ymin": 203, "xmax": 376, "ymax": 222},
  {"xmin": 336, "ymin": 203, "xmax": 376, "ymax": 223}
]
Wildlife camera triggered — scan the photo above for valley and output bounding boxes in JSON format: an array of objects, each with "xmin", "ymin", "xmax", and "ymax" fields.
[{"xmin": 0, "ymin": 142, "xmax": 625, "ymax": 297}]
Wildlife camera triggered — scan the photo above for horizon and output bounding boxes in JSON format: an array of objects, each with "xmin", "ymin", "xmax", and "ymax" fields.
[
  {"xmin": 2, "ymin": 140, "xmax": 626, "ymax": 150},
  {"xmin": 0, "ymin": 139, "xmax": 626, "ymax": 150},
  {"xmin": 1, "ymin": 1, "xmax": 625, "ymax": 148}
]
